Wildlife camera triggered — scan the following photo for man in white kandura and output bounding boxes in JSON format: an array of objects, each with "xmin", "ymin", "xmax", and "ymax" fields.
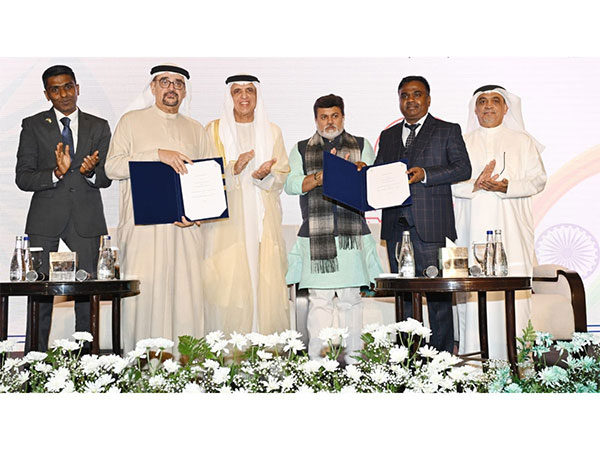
[
  {"xmin": 105, "ymin": 64, "xmax": 211, "ymax": 354},
  {"xmin": 203, "ymin": 74, "xmax": 290, "ymax": 336},
  {"xmin": 452, "ymin": 84, "xmax": 547, "ymax": 360}
]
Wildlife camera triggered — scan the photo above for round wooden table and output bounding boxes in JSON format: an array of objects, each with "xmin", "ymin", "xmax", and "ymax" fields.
[
  {"xmin": 376, "ymin": 276, "xmax": 531, "ymax": 373},
  {"xmin": 0, "ymin": 279, "xmax": 140, "ymax": 355}
]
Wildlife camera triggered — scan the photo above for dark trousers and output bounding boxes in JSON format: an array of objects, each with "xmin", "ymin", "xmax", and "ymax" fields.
[
  {"xmin": 25, "ymin": 220, "xmax": 100, "ymax": 352},
  {"xmin": 386, "ymin": 222, "xmax": 454, "ymax": 353}
]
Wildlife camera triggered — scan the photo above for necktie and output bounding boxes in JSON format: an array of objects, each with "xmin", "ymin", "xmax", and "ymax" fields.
[
  {"xmin": 60, "ymin": 117, "xmax": 75, "ymax": 159},
  {"xmin": 404, "ymin": 122, "xmax": 421, "ymax": 149}
]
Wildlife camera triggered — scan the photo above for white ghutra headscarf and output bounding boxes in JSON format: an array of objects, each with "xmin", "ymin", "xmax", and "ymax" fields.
[
  {"xmin": 123, "ymin": 63, "xmax": 193, "ymax": 118},
  {"xmin": 467, "ymin": 84, "xmax": 544, "ymax": 153}
]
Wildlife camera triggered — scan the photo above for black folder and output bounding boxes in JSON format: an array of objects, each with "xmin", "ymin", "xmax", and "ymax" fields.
[
  {"xmin": 129, "ymin": 158, "xmax": 228, "ymax": 225},
  {"xmin": 322, "ymin": 151, "xmax": 412, "ymax": 212}
]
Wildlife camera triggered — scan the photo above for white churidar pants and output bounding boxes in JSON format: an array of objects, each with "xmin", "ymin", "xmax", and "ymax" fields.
[{"xmin": 307, "ymin": 288, "xmax": 363, "ymax": 364}]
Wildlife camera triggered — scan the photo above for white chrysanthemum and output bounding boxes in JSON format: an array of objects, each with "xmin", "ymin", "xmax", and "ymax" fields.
[
  {"xmin": 0, "ymin": 340, "xmax": 16, "ymax": 354},
  {"xmin": 203, "ymin": 359, "xmax": 220, "ymax": 371},
  {"xmin": 135, "ymin": 338, "xmax": 174, "ymax": 350},
  {"xmin": 345, "ymin": 364, "xmax": 362, "ymax": 382},
  {"xmin": 2, "ymin": 358, "xmax": 23, "ymax": 371},
  {"xmin": 33, "ymin": 362, "xmax": 52, "ymax": 374},
  {"xmin": 280, "ymin": 330, "xmax": 303, "ymax": 341},
  {"xmin": 414, "ymin": 324, "xmax": 432, "ymax": 339},
  {"xmin": 210, "ymin": 340, "xmax": 230, "ymax": 356},
  {"xmin": 45, "ymin": 367, "xmax": 70, "ymax": 392},
  {"xmin": 148, "ymin": 375, "xmax": 166, "ymax": 388},
  {"xmin": 281, "ymin": 375, "xmax": 296, "ymax": 392},
  {"xmin": 265, "ymin": 376, "xmax": 281, "ymax": 392},
  {"xmin": 61, "ymin": 380, "xmax": 75, "ymax": 393},
  {"xmin": 322, "ymin": 359, "xmax": 339, "ymax": 372},
  {"xmin": 212, "ymin": 367, "xmax": 230, "ymax": 385},
  {"xmin": 229, "ymin": 332, "xmax": 248, "ymax": 351},
  {"xmin": 162, "ymin": 359, "xmax": 179, "ymax": 373},
  {"xmin": 389, "ymin": 346, "xmax": 409, "ymax": 364},
  {"xmin": 319, "ymin": 327, "xmax": 349, "ymax": 344},
  {"xmin": 418, "ymin": 345, "xmax": 438, "ymax": 359},
  {"xmin": 257, "ymin": 350, "xmax": 273, "ymax": 360},
  {"xmin": 361, "ymin": 323, "xmax": 381, "ymax": 335},
  {"xmin": 301, "ymin": 360, "xmax": 321, "ymax": 374},
  {"xmin": 51, "ymin": 339, "xmax": 80, "ymax": 352},
  {"xmin": 205, "ymin": 331, "xmax": 225, "ymax": 346},
  {"xmin": 370, "ymin": 366, "xmax": 390, "ymax": 384},
  {"xmin": 107, "ymin": 386, "xmax": 121, "ymax": 394},
  {"xmin": 126, "ymin": 348, "xmax": 147, "ymax": 360},
  {"xmin": 263, "ymin": 333, "xmax": 283, "ymax": 348},
  {"xmin": 72, "ymin": 331, "xmax": 93, "ymax": 342},
  {"xmin": 219, "ymin": 386, "xmax": 232, "ymax": 393},
  {"xmin": 283, "ymin": 338, "xmax": 305, "ymax": 354},
  {"xmin": 183, "ymin": 383, "xmax": 203, "ymax": 393},
  {"xmin": 372, "ymin": 328, "xmax": 392, "ymax": 346},
  {"xmin": 245, "ymin": 332, "xmax": 266, "ymax": 347},
  {"xmin": 24, "ymin": 351, "xmax": 47, "ymax": 363},
  {"xmin": 81, "ymin": 354, "xmax": 102, "ymax": 375},
  {"xmin": 18, "ymin": 371, "xmax": 30, "ymax": 384}
]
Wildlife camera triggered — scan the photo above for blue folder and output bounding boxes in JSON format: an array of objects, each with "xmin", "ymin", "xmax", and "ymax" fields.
[
  {"xmin": 322, "ymin": 151, "xmax": 412, "ymax": 212},
  {"xmin": 129, "ymin": 158, "xmax": 228, "ymax": 225}
]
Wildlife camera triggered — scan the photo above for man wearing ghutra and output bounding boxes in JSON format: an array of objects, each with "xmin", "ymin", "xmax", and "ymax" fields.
[
  {"xmin": 285, "ymin": 94, "xmax": 383, "ymax": 363},
  {"xmin": 452, "ymin": 84, "xmax": 547, "ymax": 360},
  {"xmin": 105, "ymin": 64, "xmax": 211, "ymax": 354},
  {"xmin": 202, "ymin": 74, "xmax": 290, "ymax": 336}
]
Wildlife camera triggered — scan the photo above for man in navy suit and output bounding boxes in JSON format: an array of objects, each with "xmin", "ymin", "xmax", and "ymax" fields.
[
  {"xmin": 375, "ymin": 75, "xmax": 471, "ymax": 353},
  {"xmin": 16, "ymin": 65, "xmax": 112, "ymax": 352}
]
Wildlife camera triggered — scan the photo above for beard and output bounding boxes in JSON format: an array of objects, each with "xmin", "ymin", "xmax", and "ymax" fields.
[
  {"xmin": 162, "ymin": 91, "xmax": 180, "ymax": 107},
  {"xmin": 318, "ymin": 125, "xmax": 343, "ymax": 140}
]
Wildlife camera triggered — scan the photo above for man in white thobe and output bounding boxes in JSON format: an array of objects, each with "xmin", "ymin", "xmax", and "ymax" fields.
[
  {"xmin": 105, "ymin": 64, "xmax": 211, "ymax": 355},
  {"xmin": 203, "ymin": 74, "xmax": 290, "ymax": 336},
  {"xmin": 452, "ymin": 84, "xmax": 547, "ymax": 359}
]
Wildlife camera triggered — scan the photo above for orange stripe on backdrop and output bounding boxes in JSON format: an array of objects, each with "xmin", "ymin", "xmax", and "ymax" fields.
[{"xmin": 533, "ymin": 145, "xmax": 600, "ymax": 228}]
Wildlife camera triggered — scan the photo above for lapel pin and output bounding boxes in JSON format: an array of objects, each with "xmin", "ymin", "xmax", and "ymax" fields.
[{"xmin": 45, "ymin": 118, "xmax": 52, "ymax": 124}]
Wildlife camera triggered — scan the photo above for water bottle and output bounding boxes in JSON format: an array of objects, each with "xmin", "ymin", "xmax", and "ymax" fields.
[
  {"xmin": 483, "ymin": 230, "xmax": 495, "ymax": 276},
  {"xmin": 97, "ymin": 235, "xmax": 114, "ymax": 280},
  {"xmin": 22, "ymin": 235, "xmax": 33, "ymax": 275},
  {"xmin": 398, "ymin": 231, "xmax": 416, "ymax": 277},
  {"xmin": 493, "ymin": 229, "xmax": 508, "ymax": 276},
  {"xmin": 9, "ymin": 236, "xmax": 24, "ymax": 281}
]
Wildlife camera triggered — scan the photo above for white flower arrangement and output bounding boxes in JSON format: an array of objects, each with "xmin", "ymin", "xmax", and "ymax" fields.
[{"xmin": 2, "ymin": 323, "xmax": 598, "ymax": 394}]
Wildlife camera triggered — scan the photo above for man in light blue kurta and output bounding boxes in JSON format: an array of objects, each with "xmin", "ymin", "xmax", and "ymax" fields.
[{"xmin": 285, "ymin": 94, "xmax": 383, "ymax": 363}]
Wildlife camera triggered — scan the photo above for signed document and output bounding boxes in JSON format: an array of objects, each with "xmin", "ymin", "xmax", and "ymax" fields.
[
  {"xmin": 180, "ymin": 160, "xmax": 227, "ymax": 221},
  {"xmin": 366, "ymin": 161, "xmax": 410, "ymax": 210},
  {"xmin": 129, "ymin": 157, "xmax": 228, "ymax": 225}
]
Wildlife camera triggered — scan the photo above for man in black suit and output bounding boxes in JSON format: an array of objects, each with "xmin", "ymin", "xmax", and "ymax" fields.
[
  {"xmin": 16, "ymin": 65, "xmax": 112, "ymax": 352},
  {"xmin": 375, "ymin": 75, "xmax": 471, "ymax": 353}
]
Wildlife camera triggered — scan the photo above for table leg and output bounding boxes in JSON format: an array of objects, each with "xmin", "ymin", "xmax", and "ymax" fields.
[
  {"xmin": 90, "ymin": 294, "xmax": 101, "ymax": 354},
  {"xmin": 394, "ymin": 294, "xmax": 402, "ymax": 323},
  {"xmin": 505, "ymin": 290, "xmax": 518, "ymax": 375},
  {"xmin": 477, "ymin": 291, "xmax": 489, "ymax": 360},
  {"xmin": 30, "ymin": 296, "xmax": 39, "ymax": 352},
  {"xmin": 112, "ymin": 296, "xmax": 121, "ymax": 355},
  {"xmin": 412, "ymin": 292, "xmax": 423, "ymax": 323},
  {"xmin": 0, "ymin": 295, "xmax": 8, "ymax": 341}
]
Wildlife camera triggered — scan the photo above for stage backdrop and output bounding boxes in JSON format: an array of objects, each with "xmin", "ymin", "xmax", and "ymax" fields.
[{"xmin": 1, "ymin": 57, "xmax": 598, "ymax": 345}]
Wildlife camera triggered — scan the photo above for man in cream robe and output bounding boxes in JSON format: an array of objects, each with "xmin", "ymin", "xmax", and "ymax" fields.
[
  {"xmin": 452, "ymin": 85, "xmax": 547, "ymax": 360},
  {"xmin": 105, "ymin": 64, "xmax": 210, "ymax": 353},
  {"xmin": 202, "ymin": 74, "xmax": 290, "ymax": 335}
]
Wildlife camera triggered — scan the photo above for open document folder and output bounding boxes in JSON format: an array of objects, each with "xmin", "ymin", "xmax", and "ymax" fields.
[
  {"xmin": 322, "ymin": 151, "xmax": 411, "ymax": 212},
  {"xmin": 129, "ymin": 157, "xmax": 228, "ymax": 225}
]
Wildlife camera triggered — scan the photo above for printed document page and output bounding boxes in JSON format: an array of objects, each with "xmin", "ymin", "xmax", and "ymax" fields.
[
  {"xmin": 366, "ymin": 161, "xmax": 410, "ymax": 209},
  {"xmin": 179, "ymin": 160, "xmax": 227, "ymax": 220}
]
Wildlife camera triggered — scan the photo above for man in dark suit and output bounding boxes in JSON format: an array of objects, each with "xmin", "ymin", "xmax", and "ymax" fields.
[
  {"xmin": 16, "ymin": 65, "xmax": 112, "ymax": 352},
  {"xmin": 375, "ymin": 75, "xmax": 471, "ymax": 353}
]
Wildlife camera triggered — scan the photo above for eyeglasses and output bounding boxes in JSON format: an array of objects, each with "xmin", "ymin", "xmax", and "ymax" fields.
[
  {"xmin": 498, "ymin": 152, "xmax": 506, "ymax": 176},
  {"xmin": 157, "ymin": 77, "xmax": 185, "ymax": 90}
]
